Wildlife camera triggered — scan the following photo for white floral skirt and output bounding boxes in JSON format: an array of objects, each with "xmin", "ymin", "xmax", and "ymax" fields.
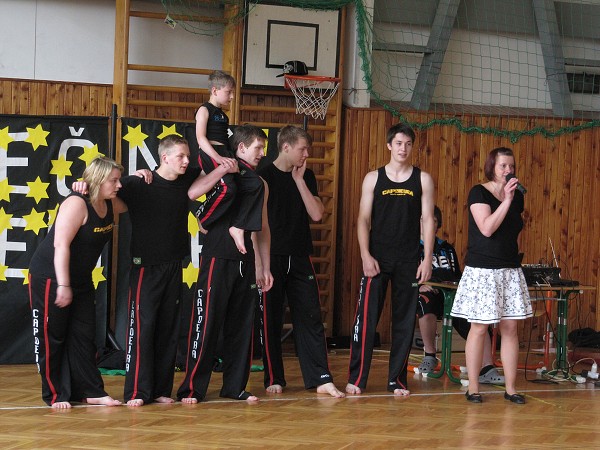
[{"xmin": 451, "ymin": 266, "xmax": 533, "ymax": 324}]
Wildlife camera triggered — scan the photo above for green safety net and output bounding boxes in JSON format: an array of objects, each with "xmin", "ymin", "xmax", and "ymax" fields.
[{"xmin": 161, "ymin": 0, "xmax": 600, "ymax": 141}]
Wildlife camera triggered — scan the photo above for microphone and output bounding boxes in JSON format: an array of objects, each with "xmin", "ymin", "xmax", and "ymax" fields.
[{"xmin": 505, "ymin": 173, "xmax": 527, "ymax": 194}]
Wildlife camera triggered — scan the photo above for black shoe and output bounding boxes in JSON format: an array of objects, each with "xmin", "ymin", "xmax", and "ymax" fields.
[
  {"xmin": 504, "ymin": 392, "xmax": 526, "ymax": 404},
  {"xmin": 465, "ymin": 391, "xmax": 482, "ymax": 403}
]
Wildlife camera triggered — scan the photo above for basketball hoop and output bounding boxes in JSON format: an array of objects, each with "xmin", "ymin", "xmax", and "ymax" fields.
[{"xmin": 284, "ymin": 75, "xmax": 341, "ymax": 121}]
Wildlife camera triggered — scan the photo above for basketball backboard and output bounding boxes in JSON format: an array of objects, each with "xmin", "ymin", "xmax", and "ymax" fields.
[{"xmin": 242, "ymin": 2, "xmax": 341, "ymax": 89}]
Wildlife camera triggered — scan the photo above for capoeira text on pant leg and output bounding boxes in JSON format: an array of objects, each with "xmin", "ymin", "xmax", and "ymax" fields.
[
  {"xmin": 191, "ymin": 288, "xmax": 204, "ymax": 360},
  {"xmin": 31, "ymin": 308, "xmax": 41, "ymax": 371}
]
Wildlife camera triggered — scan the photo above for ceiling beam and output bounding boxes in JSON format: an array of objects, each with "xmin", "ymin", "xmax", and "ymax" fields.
[
  {"xmin": 533, "ymin": 0, "xmax": 574, "ymax": 117},
  {"xmin": 409, "ymin": 0, "xmax": 460, "ymax": 111}
]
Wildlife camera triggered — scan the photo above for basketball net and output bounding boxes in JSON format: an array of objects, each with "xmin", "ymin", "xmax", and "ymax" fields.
[{"xmin": 284, "ymin": 75, "xmax": 341, "ymax": 120}]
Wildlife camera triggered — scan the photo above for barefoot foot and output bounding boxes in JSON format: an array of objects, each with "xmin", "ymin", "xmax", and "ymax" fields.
[
  {"xmin": 316, "ymin": 382, "xmax": 346, "ymax": 398},
  {"xmin": 180, "ymin": 397, "xmax": 198, "ymax": 404},
  {"xmin": 199, "ymin": 222, "xmax": 208, "ymax": 235},
  {"xmin": 393, "ymin": 388, "xmax": 410, "ymax": 396},
  {"xmin": 154, "ymin": 396, "xmax": 175, "ymax": 404},
  {"xmin": 229, "ymin": 226, "xmax": 247, "ymax": 254},
  {"xmin": 266, "ymin": 384, "xmax": 283, "ymax": 394},
  {"xmin": 126, "ymin": 399, "xmax": 144, "ymax": 407},
  {"xmin": 237, "ymin": 390, "xmax": 259, "ymax": 402},
  {"xmin": 51, "ymin": 401, "xmax": 72, "ymax": 409},
  {"xmin": 345, "ymin": 383, "xmax": 362, "ymax": 395},
  {"xmin": 84, "ymin": 396, "xmax": 122, "ymax": 406}
]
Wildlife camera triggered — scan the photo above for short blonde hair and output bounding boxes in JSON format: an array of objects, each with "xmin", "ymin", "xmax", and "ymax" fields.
[
  {"xmin": 209, "ymin": 70, "xmax": 236, "ymax": 90},
  {"xmin": 276, "ymin": 125, "xmax": 312, "ymax": 152},
  {"xmin": 158, "ymin": 135, "xmax": 189, "ymax": 158},
  {"xmin": 82, "ymin": 156, "xmax": 123, "ymax": 203}
]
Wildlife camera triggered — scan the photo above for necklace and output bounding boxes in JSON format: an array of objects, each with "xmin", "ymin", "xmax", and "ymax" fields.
[{"xmin": 488, "ymin": 181, "xmax": 504, "ymax": 200}]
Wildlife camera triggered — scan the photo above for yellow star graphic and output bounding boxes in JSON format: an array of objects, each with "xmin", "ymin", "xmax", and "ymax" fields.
[
  {"xmin": 49, "ymin": 156, "xmax": 73, "ymax": 180},
  {"xmin": 123, "ymin": 125, "xmax": 149, "ymax": 149},
  {"xmin": 26, "ymin": 177, "xmax": 50, "ymax": 204},
  {"xmin": 21, "ymin": 268, "xmax": 29, "ymax": 285},
  {"xmin": 0, "ymin": 178, "xmax": 15, "ymax": 202},
  {"xmin": 188, "ymin": 211, "xmax": 200, "ymax": 236},
  {"xmin": 80, "ymin": 144, "xmax": 105, "ymax": 166},
  {"xmin": 47, "ymin": 204, "xmax": 59, "ymax": 227},
  {"xmin": 158, "ymin": 124, "xmax": 182, "ymax": 139},
  {"xmin": 25, "ymin": 124, "xmax": 50, "ymax": 150},
  {"xmin": 0, "ymin": 126, "xmax": 15, "ymax": 150},
  {"xmin": 23, "ymin": 208, "xmax": 48, "ymax": 235},
  {"xmin": 182, "ymin": 261, "xmax": 199, "ymax": 289},
  {"xmin": 0, "ymin": 264, "xmax": 8, "ymax": 281},
  {"xmin": 92, "ymin": 266, "xmax": 106, "ymax": 288},
  {"xmin": 0, "ymin": 207, "xmax": 13, "ymax": 234},
  {"xmin": 263, "ymin": 128, "xmax": 269, "ymax": 156}
]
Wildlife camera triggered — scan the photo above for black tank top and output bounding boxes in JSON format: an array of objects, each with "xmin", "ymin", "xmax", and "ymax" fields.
[
  {"xmin": 369, "ymin": 166, "xmax": 422, "ymax": 262},
  {"xmin": 202, "ymin": 102, "xmax": 230, "ymax": 144},
  {"xmin": 29, "ymin": 193, "xmax": 114, "ymax": 287}
]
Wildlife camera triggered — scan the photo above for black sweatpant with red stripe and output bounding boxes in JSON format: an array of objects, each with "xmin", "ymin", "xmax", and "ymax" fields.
[
  {"xmin": 197, "ymin": 147, "xmax": 263, "ymax": 232},
  {"xmin": 29, "ymin": 275, "xmax": 107, "ymax": 406},
  {"xmin": 348, "ymin": 259, "xmax": 418, "ymax": 392},
  {"xmin": 260, "ymin": 255, "xmax": 333, "ymax": 389},
  {"xmin": 177, "ymin": 257, "xmax": 256, "ymax": 401},
  {"xmin": 124, "ymin": 261, "xmax": 182, "ymax": 404}
]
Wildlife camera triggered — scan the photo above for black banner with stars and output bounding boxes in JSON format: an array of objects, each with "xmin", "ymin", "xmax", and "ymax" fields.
[
  {"xmin": 0, "ymin": 115, "xmax": 110, "ymax": 364},
  {"xmin": 0, "ymin": 115, "xmax": 280, "ymax": 364}
]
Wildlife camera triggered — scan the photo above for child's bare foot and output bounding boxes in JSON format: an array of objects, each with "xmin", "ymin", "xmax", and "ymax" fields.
[
  {"xmin": 126, "ymin": 399, "xmax": 144, "ymax": 407},
  {"xmin": 393, "ymin": 388, "xmax": 410, "ymax": 396},
  {"xmin": 199, "ymin": 222, "xmax": 208, "ymax": 235},
  {"xmin": 317, "ymin": 382, "xmax": 346, "ymax": 398},
  {"xmin": 229, "ymin": 226, "xmax": 246, "ymax": 254},
  {"xmin": 154, "ymin": 396, "xmax": 175, "ymax": 404},
  {"xmin": 84, "ymin": 396, "xmax": 122, "ymax": 406},
  {"xmin": 345, "ymin": 383, "xmax": 362, "ymax": 395},
  {"xmin": 266, "ymin": 384, "xmax": 283, "ymax": 394},
  {"xmin": 51, "ymin": 401, "xmax": 72, "ymax": 409},
  {"xmin": 181, "ymin": 397, "xmax": 198, "ymax": 404}
]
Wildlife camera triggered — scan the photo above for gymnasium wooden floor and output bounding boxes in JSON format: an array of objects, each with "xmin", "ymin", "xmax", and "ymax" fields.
[{"xmin": 2, "ymin": 347, "xmax": 600, "ymax": 449}]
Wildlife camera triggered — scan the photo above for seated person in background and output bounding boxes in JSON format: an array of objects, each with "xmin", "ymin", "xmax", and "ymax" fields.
[{"xmin": 416, "ymin": 206, "xmax": 504, "ymax": 385}]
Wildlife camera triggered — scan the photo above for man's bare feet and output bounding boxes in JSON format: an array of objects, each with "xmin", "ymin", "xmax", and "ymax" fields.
[
  {"xmin": 236, "ymin": 391, "xmax": 259, "ymax": 402},
  {"xmin": 393, "ymin": 388, "xmax": 410, "ymax": 396},
  {"xmin": 84, "ymin": 396, "xmax": 122, "ymax": 406},
  {"xmin": 154, "ymin": 396, "xmax": 175, "ymax": 404},
  {"xmin": 266, "ymin": 384, "xmax": 283, "ymax": 394},
  {"xmin": 229, "ymin": 226, "xmax": 247, "ymax": 254},
  {"xmin": 181, "ymin": 397, "xmax": 198, "ymax": 404},
  {"xmin": 345, "ymin": 383, "xmax": 362, "ymax": 395},
  {"xmin": 126, "ymin": 399, "xmax": 144, "ymax": 407},
  {"xmin": 51, "ymin": 401, "xmax": 72, "ymax": 409},
  {"xmin": 317, "ymin": 382, "xmax": 346, "ymax": 398}
]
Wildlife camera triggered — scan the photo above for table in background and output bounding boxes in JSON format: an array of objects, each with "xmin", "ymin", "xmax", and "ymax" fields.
[{"xmin": 424, "ymin": 281, "xmax": 594, "ymax": 384}]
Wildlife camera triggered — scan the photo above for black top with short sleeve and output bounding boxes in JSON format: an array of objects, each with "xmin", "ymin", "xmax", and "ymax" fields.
[
  {"xmin": 465, "ymin": 184, "xmax": 524, "ymax": 269},
  {"xmin": 117, "ymin": 168, "xmax": 200, "ymax": 266},
  {"xmin": 258, "ymin": 162, "xmax": 318, "ymax": 256}
]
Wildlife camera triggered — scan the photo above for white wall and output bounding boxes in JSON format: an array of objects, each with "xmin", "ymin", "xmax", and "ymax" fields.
[
  {"xmin": 0, "ymin": 0, "xmax": 224, "ymax": 87},
  {"xmin": 369, "ymin": 24, "xmax": 600, "ymax": 112}
]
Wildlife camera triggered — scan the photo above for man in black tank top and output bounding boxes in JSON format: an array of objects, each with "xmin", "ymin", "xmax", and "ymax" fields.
[{"xmin": 346, "ymin": 123, "xmax": 436, "ymax": 396}]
